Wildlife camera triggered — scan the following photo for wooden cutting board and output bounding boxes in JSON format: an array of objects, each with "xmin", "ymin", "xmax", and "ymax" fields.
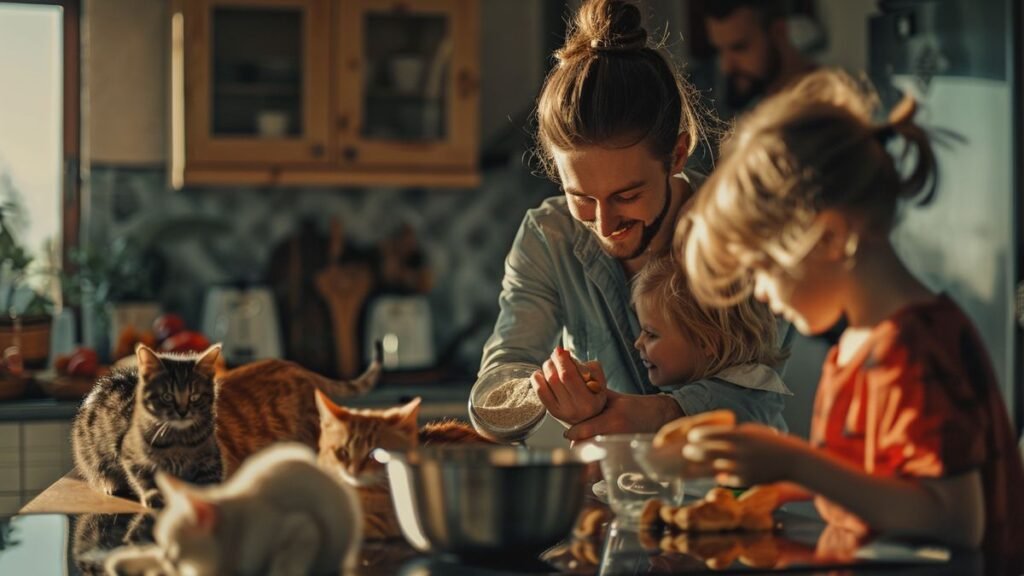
[
  {"xmin": 315, "ymin": 219, "xmax": 375, "ymax": 379},
  {"xmin": 266, "ymin": 220, "xmax": 336, "ymax": 376}
]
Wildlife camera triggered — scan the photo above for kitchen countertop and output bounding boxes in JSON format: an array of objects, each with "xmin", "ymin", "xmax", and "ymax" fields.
[{"xmin": 10, "ymin": 470, "xmax": 984, "ymax": 575}]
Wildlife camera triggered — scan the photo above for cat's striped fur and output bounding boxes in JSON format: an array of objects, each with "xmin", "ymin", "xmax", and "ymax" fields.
[
  {"xmin": 215, "ymin": 356, "xmax": 380, "ymax": 476},
  {"xmin": 314, "ymin": 390, "xmax": 494, "ymax": 539},
  {"xmin": 72, "ymin": 346, "xmax": 223, "ymax": 507}
]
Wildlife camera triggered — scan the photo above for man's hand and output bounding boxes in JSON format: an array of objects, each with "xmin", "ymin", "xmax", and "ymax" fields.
[
  {"xmin": 531, "ymin": 347, "xmax": 607, "ymax": 425},
  {"xmin": 564, "ymin": 390, "xmax": 684, "ymax": 441}
]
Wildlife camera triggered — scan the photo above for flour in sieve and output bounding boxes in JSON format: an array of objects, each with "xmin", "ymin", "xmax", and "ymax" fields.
[{"xmin": 475, "ymin": 377, "xmax": 545, "ymax": 429}]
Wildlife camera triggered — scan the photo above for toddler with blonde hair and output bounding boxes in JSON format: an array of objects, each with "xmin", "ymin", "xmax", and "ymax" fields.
[{"xmin": 631, "ymin": 255, "xmax": 789, "ymax": 429}]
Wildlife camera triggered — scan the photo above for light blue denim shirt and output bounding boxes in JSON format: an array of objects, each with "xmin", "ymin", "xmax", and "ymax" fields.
[
  {"xmin": 478, "ymin": 172, "xmax": 793, "ymax": 429},
  {"xmin": 667, "ymin": 364, "xmax": 791, "ymax": 432}
]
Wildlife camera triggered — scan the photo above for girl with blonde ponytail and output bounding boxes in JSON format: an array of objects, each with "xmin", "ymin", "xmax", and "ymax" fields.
[{"xmin": 679, "ymin": 70, "xmax": 1024, "ymax": 562}]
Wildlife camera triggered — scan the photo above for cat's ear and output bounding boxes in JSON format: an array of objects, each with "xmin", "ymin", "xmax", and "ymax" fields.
[
  {"xmin": 395, "ymin": 397, "xmax": 421, "ymax": 428},
  {"xmin": 315, "ymin": 389, "xmax": 349, "ymax": 423},
  {"xmin": 136, "ymin": 345, "xmax": 164, "ymax": 381},
  {"xmin": 194, "ymin": 344, "xmax": 223, "ymax": 380},
  {"xmin": 187, "ymin": 494, "xmax": 218, "ymax": 532},
  {"xmin": 156, "ymin": 472, "xmax": 218, "ymax": 532}
]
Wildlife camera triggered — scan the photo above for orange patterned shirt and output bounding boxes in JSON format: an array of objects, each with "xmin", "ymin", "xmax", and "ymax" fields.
[{"xmin": 810, "ymin": 295, "xmax": 1024, "ymax": 564}]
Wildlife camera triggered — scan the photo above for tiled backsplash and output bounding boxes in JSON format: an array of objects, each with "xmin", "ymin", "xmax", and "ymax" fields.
[{"xmin": 85, "ymin": 160, "xmax": 558, "ymax": 374}]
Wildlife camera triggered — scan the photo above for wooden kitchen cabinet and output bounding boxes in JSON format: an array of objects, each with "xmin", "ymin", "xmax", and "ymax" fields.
[{"xmin": 171, "ymin": 0, "xmax": 480, "ymax": 188}]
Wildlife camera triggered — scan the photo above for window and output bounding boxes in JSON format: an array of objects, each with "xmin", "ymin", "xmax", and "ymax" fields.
[{"xmin": 0, "ymin": 0, "xmax": 79, "ymax": 310}]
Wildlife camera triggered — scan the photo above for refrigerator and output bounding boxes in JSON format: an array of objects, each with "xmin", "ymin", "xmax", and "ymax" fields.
[{"xmin": 869, "ymin": 0, "xmax": 1022, "ymax": 432}]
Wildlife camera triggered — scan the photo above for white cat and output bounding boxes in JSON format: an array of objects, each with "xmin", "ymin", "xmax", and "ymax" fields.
[{"xmin": 105, "ymin": 443, "xmax": 363, "ymax": 576}]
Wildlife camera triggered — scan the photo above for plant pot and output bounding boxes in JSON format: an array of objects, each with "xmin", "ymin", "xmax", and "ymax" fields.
[{"xmin": 0, "ymin": 314, "xmax": 52, "ymax": 369}]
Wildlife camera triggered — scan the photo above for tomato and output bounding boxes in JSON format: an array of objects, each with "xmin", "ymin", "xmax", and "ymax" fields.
[
  {"xmin": 159, "ymin": 331, "xmax": 210, "ymax": 353},
  {"xmin": 152, "ymin": 313, "xmax": 186, "ymax": 344},
  {"xmin": 67, "ymin": 347, "xmax": 99, "ymax": 377}
]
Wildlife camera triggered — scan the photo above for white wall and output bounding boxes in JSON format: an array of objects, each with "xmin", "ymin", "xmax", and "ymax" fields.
[
  {"xmin": 86, "ymin": 0, "xmax": 167, "ymax": 165},
  {"xmin": 814, "ymin": 0, "xmax": 878, "ymax": 73},
  {"xmin": 479, "ymin": 0, "xmax": 546, "ymax": 145}
]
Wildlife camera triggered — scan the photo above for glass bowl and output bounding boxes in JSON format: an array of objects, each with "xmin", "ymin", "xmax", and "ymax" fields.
[
  {"xmin": 468, "ymin": 362, "xmax": 548, "ymax": 444},
  {"xmin": 593, "ymin": 434, "xmax": 683, "ymax": 526}
]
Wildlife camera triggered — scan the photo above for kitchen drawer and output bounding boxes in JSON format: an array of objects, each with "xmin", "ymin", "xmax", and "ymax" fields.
[
  {"xmin": 0, "ymin": 467, "xmax": 18, "ymax": 492},
  {"xmin": 24, "ymin": 465, "xmax": 68, "ymax": 492},
  {"xmin": 23, "ymin": 422, "xmax": 69, "ymax": 449},
  {"xmin": 23, "ymin": 447, "xmax": 65, "ymax": 467},
  {"xmin": 0, "ymin": 446, "xmax": 19, "ymax": 468},
  {"xmin": 0, "ymin": 494, "xmax": 21, "ymax": 515},
  {"xmin": 0, "ymin": 424, "xmax": 19, "ymax": 448}
]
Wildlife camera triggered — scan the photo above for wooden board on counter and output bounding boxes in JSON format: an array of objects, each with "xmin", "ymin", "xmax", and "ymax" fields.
[{"xmin": 20, "ymin": 469, "xmax": 146, "ymax": 515}]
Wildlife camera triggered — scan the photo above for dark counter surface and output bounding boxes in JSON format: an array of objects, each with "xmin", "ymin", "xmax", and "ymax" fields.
[{"xmin": 10, "ymin": 471, "xmax": 983, "ymax": 575}]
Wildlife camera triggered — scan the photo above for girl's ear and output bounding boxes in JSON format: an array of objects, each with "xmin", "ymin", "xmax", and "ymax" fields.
[
  {"xmin": 814, "ymin": 210, "xmax": 855, "ymax": 264},
  {"xmin": 670, "ymin": 132, "xmax": 691, "ymax": 175}
]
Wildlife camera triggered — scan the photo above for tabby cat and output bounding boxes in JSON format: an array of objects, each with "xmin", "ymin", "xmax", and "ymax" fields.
[
  {"xmin": 73, "ymin": 344, "xmax": 382, "ymax": 506},
  {"xmin": 104, "ymin": 443, "xmax": 363, "ymax": 576},
  {"xmin": 314, "ymin": 390, "xmax": 493, "ymax": 539},
  {"xmin": 72, "ymin": 345, "xmax": 223, "ymax": 507},
  {"xmin": 72, "ymin": 512, "xmax": 153, "ymax": 575}
]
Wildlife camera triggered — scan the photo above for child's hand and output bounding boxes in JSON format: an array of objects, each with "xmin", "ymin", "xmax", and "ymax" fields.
[
  {"xmin": 682, "ymin": 423, "xmax": 812, "ymax": 487},
  {"xmin": 531, "ymin": 347, "xmax": 607, "ymax": 425}
]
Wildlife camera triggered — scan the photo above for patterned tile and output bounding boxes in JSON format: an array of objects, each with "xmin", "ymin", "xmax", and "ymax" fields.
[{"xmin": 85, "ymin": 163, "xmax": 559, "ymax": 374}]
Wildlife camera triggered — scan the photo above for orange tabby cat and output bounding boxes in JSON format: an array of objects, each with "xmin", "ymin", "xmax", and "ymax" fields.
[
  {"xmin": 215, "ymin": 357, "xmax": 382, "ymax": 476},
  {"xmin": 314, "ymin": 390, "xmax": 493, "ymax": 539}
]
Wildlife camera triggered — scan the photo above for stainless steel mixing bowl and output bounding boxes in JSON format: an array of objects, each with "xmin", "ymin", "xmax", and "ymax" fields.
[{"xmin": 373, "ymin": 444, "xmax": 605, "ymax": 558}]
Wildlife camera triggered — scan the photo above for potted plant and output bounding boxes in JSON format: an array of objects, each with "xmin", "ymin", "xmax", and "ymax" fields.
[
  {"xmin": 0, "ymin": 202, "xmax": 55, "ymax": 370},
  {"xmin": 64, "ymin": 214, "xmax": 227, "ymax": 361},
  {"xmin": 64, "ymin": 236, "xmax": 164, "ymax": 362}
]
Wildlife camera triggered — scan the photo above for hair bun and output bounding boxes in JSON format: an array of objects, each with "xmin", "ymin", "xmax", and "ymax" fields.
[{"xmin": 560, "ymin": 0, "xmax": 648, "ymax": 61}]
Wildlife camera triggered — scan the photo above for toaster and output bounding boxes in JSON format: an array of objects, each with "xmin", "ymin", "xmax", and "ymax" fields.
[
  {"xmin": 201, "ymin": 285, "xmax": 283, "ymax": 365},
  {"xmin": 364, "ymin": 294, "xmax": 435, "ymax": 370}
]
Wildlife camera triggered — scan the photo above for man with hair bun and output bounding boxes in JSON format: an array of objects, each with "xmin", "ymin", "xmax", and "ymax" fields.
[{"xmin": 475, "ymin": 0, "xmax": 788, "ymax": 442}]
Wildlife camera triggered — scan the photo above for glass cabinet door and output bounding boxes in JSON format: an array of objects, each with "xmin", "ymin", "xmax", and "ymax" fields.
[
  {"xmin": 182, "ymin": 0, "xmax": 331, "ymax": 166},
  {"xmin": 336, "ymin": 0, "xmax": 479, "ymax": 171}
]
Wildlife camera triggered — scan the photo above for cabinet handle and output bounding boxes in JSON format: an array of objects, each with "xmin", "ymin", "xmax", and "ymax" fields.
[
  {"xmin": 336, "ymin": 114, "xmax": 349, "ymax": 132},
  {"xmin": 311, "ymin": 143, "xmax": 325, "ymax": 157},
  {"xmin": 343, "ymin": 146, "xmax": 359, "ymax": 161}
]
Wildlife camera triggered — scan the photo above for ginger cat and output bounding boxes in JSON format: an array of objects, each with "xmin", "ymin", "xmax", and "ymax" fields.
[{"xmin": 314, "ymin": 390, "xmax": 492, "ymax": 539}]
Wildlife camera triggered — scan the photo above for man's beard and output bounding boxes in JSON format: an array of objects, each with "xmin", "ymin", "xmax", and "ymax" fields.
[
  {"xmin": 596, "ymin": 178, "xmax": 673, "ymax": 260},
  {"xmin": 723, "ymin": 43, "xmax": 782, "ymax": 110}
]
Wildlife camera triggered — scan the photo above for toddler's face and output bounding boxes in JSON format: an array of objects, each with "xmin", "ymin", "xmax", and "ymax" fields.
[{"xmin": 633, "ymin": 298, "xmax": 708, "ymax": 386}]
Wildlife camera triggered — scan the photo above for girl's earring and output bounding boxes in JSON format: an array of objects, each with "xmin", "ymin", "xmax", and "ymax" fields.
[{"xmin": 843, "ymin": 233, "xmax": 860, "ymax": 270}]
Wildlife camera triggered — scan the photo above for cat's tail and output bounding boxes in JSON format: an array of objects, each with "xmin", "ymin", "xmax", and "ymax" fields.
[{"xmin": 317, "ymin": 340, "xmax": 383, "ymax": 397}]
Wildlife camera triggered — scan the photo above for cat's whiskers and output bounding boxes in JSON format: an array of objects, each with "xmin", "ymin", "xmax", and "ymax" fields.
[{"xmin": 153, "ymin": 422, "xmax": 170, "ymax": 443}]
